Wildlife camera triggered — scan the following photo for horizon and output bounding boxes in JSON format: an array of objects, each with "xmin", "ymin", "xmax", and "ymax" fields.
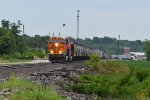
[{"xmin": 26, "ymin": 33, "xmax": 145, "ymax": 41}]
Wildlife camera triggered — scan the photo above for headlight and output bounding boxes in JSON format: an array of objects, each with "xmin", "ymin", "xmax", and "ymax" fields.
[
  {"xmin": 50, "ymin": 51, "xmax": 54, "ymax": 54},
  {"xmin": 55, "ymin": 43, "xmax": 58, "ymax": 47},
  {"xmin": 59, "ymin": 51, "xmax": 62, "ymax": 54}
]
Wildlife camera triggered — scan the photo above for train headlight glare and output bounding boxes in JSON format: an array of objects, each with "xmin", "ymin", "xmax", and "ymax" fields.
[
  {"xmin": 55, "ymin": 43, "xmax": 58, "ymax": 47},
  {"xmin": 59, "ymin": 51, "xmax": 62, "ymax": 54},
  {"xmin": 50, "ymin": 51, "xmax": 54, "ymax": 54}
]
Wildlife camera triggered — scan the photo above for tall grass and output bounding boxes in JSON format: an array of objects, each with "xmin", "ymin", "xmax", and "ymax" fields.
[{"xmin": 0, "ymin": 76, "xmax": 65, "ymax": 100}]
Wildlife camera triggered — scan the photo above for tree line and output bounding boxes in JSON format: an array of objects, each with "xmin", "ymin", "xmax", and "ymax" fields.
[
  {"xmin": 68, "ymin": 37, "xmax": 144, "ymax": 55},
  {"xmin": 67, "ymin": 36, "xmax": 150, "ymax": 60},
  {"xmin": 0, "ymin": 19, "xmax": 150, "ymax": 60}
]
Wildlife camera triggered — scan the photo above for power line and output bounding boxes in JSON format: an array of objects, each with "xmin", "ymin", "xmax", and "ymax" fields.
[{"xmin": 118, "ymin": 35, "xmax": 120, "ymax": 55}]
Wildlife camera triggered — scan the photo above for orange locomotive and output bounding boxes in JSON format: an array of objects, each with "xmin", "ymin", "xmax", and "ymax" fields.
[{"xmin": 48, "ymin": 37, "xmax": 73, "ymax": 62}]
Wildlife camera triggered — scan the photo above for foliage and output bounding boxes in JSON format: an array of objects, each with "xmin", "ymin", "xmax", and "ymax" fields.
[
  {"xmin": 22, "ymin": 34, "xmax": 49, "ymax": 50},
  {"xmin": 0, "ymin": 19, "xmax": 26, "ymax": 55},
  {"xmin": 121, "ymin": 60, "xmax": 150, "ymax": 68},
  {"xmin": 86, "ymin": 55, "xmax": 129, "ymax": 74},
  {"xmin": 0, "ymin": 49, "xmax": 46, "ymax": 60},
  {"xmin": 144, "ymin": 39, "xmax": 150, "ymax": 61},
  {"xmin": 71, "ymin": 61, "xmax": 150, "ymax": 99},
  {"xmin": 0, "ymin": 19, "xmax": 48, "ymax": 59},
  {"xmin": 86, "ymin": 54, "xmax": 101, "ymax": 71},
  {"xmin": 0, "ymin": 76, "xmax": 65, "ymax": 100},
  {"xmin": 22, "ymin": 49, "xmax": 46, "ymax": 59}
]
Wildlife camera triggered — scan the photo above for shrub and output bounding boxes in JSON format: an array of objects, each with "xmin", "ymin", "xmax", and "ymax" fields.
[
  {"xmin": 136, "ymin": 68, "xmax": 150, "ymax": 82},
  {"xmin": 86, "ymin": 55, "xmax": 130, "ymax": 74},
  {"xmin": 0, "ymin": 49, "xmax": 46, "ymax": 60},
  {"xmin": 73, "ymin": 61, "xmax": 150, "ymax": 99},
  {"xmin": 86, "ymin": 54, "xmax": 101, "ymax": 71},
  {"xmin": 135, "ymin": 89, "xmax": 148, "ymax": 100}
]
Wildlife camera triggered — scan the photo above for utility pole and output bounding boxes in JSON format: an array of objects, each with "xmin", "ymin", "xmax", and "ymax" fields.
[
  {"xmin": 23, "ymin": 25, "xmax": 25, "ymax": 35},
  {"xmin": 77, "ymin": 10, "xmax": 80, "ymax": 39},
  {"xmin": 59, "ymin": 32, "xmax": 61, "ymax": 37},
  {"xmin": 118, "ymin": 35, "xmax": 120, "ymax": 55},
  {"xmin": 48, "ymin": 32, "xmax": 50, "ymax": 37},
  {"xmin": 53, "ymin": 32, "xmax": 54, "ymax": 37}
]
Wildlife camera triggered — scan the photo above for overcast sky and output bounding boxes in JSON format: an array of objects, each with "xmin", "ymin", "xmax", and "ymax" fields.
[{"xmin": 0, "ymin": 0, "xmax": 150, "ymax": 40}]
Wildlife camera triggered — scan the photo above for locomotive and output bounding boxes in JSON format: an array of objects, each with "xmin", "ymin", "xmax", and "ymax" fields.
[{"xmin": 48, "ymin": 37, "xmax": 101, "ymax": 62}]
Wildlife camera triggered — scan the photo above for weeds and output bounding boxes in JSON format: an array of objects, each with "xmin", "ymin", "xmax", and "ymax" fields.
[
  {"xmin": 0, "ymin": 76, "xmax": 65, "ymax": 100},
  {"xmin": 86, "ymin": 54, "xmax": 101, "ymax": 71},
  {"xmin": 71, "ymin": 55, "xmax": 150, "ymax": 99}
]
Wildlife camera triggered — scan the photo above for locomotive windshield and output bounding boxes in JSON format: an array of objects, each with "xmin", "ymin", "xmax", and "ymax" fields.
[{"xmin": 48, "ymin": 39, "xmax": 65, "ymax": 44}]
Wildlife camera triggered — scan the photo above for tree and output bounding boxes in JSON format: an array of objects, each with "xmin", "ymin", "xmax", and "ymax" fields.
[
  {"xmin": 0, "ymin": 28, "xmax": 16, "ymax": 54},
  {"xmin": 144, "ymin": 40, "xmax": 150, "ymax": 61},
  {"xmin": 10, "ymin": 22, "xmax": 21, "ymax": 36},
  {"xmin": 93, "ymin": 37, "xmax": 99, "ymax": 43},
  {"xmin": 0, "ymin": 19, "xmax": 25, "ymax": 54},
  {"xmin": 1, "ymin": 19, "xmax": 10, "ymax": 29}
]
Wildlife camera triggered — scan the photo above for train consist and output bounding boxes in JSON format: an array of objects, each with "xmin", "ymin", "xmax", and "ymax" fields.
[{"xmin": 48, "ymin": 37, "xmax": 102, "ymax": 62}]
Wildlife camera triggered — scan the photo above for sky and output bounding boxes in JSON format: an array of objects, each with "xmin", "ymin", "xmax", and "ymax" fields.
[{"xmin": 0, "ymin": 0, "xmax": 150, "ymax": 40}]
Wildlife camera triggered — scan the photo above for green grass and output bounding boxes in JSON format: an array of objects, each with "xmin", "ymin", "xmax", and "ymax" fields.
[
  {"xmin": 121, "ymin": 60, "xmax": 150, "ymax": 68},
  {"xmin": 71, "ymin": 55, "xmax": 150, "ymax": 99},
  {"xmin": 0, "ymin": 76, "xmax": 65, "ymax": 100}
]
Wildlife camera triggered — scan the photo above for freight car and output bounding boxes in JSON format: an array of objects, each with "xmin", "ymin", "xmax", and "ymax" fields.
[{"xmin": 48, "ymin": 37, "xmax": 101, "ymax": 62}]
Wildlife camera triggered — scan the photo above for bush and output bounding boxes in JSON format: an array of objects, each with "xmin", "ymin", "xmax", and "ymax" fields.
[
  {"xmin": 86, "ymin": 54, "xmax": 130, "ymax": 74},
  {"xmin": 86, "ymin": 54, "xmax": 101, "ymax": 71},
  {"xmin": 136, "ymin": 69, "xmax": 149, "ymax": 82},
  {"xmin": 0, "ymin": 49, "xmax": 46, "ymax": 60},
  {"xmin": 72, "ymin": 61, "xmax": 150, "ymax": 99}
]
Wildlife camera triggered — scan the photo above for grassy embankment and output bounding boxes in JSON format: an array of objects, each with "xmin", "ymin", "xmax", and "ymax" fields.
[
  {"xmin": 71, "ymin": 54, "xmax": 150, "ymax": 100},
  {"xmin": 0, "ymin": 76, "xmax": 65, "ymax": 100}
]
